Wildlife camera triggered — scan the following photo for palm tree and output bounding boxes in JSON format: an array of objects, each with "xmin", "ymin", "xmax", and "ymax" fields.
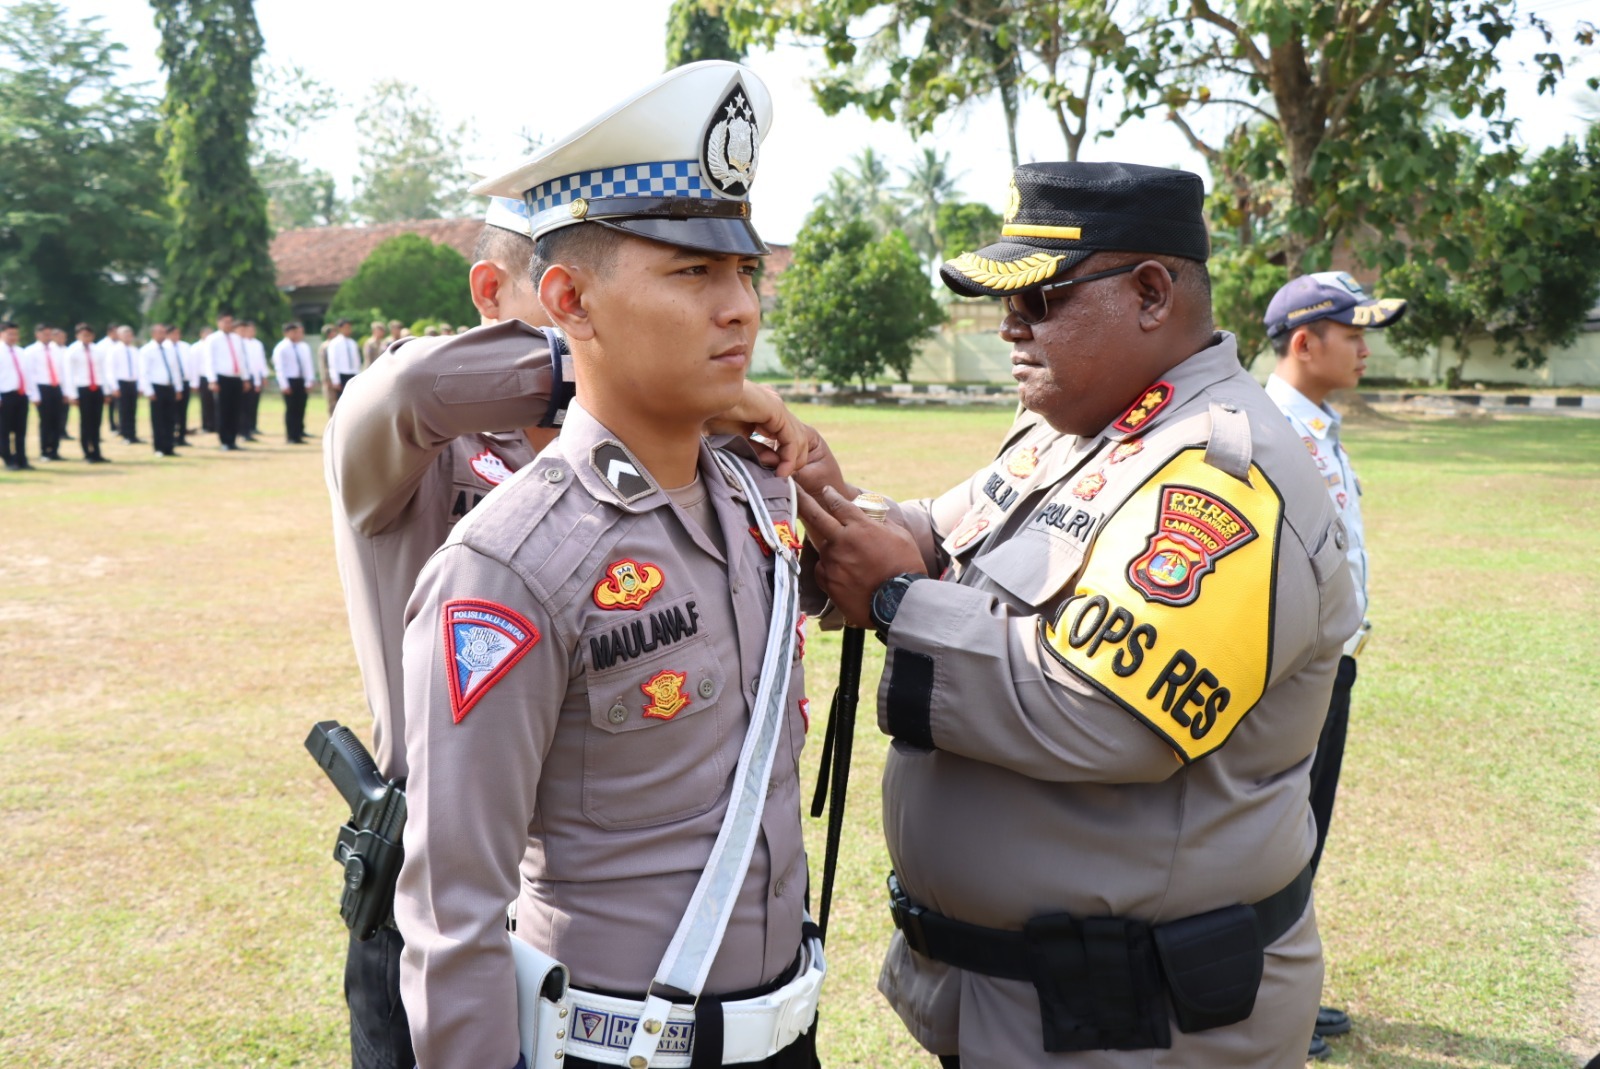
[{"xmin": 899, "ymin": 148, "xmax": 962, "ymax": 271}]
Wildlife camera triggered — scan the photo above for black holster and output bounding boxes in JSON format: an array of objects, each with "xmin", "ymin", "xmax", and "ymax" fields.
[{"xmin": 1025, "ymin": 913, "xmax": 1170, "ymax": 1052}]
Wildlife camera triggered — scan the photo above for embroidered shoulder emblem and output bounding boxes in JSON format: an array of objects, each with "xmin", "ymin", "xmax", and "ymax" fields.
[
  {"xmin": 642, "ymin": 669, "xmax": 691, "ymax": 720},
  {"xmin": 798, "ymin": 697, "xmax": 811, "ymax": 732},
  {"xmin": 591, "ymin": 441, "xmax": 653, "ymax": 502},
  {"xmin": 594, "ymin": 559, "xmax": 665, "ymax": 610},
  {"xmin": 1113, "ymin": 381, "xmax": 1174, "ymax": 434},
  {"xmin": 1072, "ymin": 471, "xmax": 1107, "ymax": 500},
  {"xmin": 1109, "ymin": 440, "xmax": 1144, "ymax": 465},
  {"xmin": 951, "ymin": 517, "xmax": 989, "ymax": 550},
  {"xmin": 1307, "ymin": 417, "xmax": 1327, "ymax": 433},
  {"xmin": 749, "ymin": 521, "xmax": 803, "ymax": 557},
  {"xmin": 1302, "ymin": 436, "xmax": 1318, "ymax": 456},
  {"xmin": 1127, "ymin": 485, "xmax": 1258, "ymax": 607},
  {"xmin": 1005, "ymin": 446, "xmax": 1039, "ymax": 479},
  {"xmin": 442, "ymin": 599, "xmax": 540, "ymax": 724},
  {"xmin": 469, "ymin": 449, "xmax": 511, "ymax": 487}
]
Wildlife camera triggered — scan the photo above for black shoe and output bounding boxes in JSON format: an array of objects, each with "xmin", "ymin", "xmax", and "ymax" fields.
[
  {"xmin": 1308, "ymin": 1034, "xmax": 1330, "ymax": 1060},
  {"xmin": 14, "ymin": 460, "xmax": 32, "ymax": 470},
  {"xmin": 221, "ymin": 443, "xmax": 240, "ymax": 451},
  {"xmin": 1315, "ymin": 1006, "xmax": 1350, "ymax": 1038},
  {"xmin": 61, "ymin": 432, "xmax": 73, "ymax": 440},
  {"xmin": 37, "ymin": 454, "xmax": 57, "ymax": 462}
]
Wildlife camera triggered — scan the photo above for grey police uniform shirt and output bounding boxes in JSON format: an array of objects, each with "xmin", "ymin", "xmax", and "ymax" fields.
[
  {"xmin": 323, "ymin": 319, "xmax": 556, "ymax": 781},
  {"xmin": 395, "ymin": 400, "xmax": 810, "ymax": 1069},
  {"xmin": 844, "ymin": 334, "xmax": 1360, "ymax": 1068}
]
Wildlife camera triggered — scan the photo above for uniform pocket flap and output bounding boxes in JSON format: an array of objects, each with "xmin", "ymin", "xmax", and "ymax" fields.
[{"xmin": 972, "ymin": 529, "xmax": 1085, "ymax": 607}]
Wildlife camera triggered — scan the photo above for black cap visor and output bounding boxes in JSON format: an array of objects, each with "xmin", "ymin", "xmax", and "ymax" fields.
[{"xmin": 596, "ymin": 215, "xmax": 768, "ymax": 257}]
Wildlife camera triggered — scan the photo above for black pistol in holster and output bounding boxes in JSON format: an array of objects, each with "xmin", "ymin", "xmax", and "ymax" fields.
[{"xmin": 305, "ymin": 720, "xmax": 406, "ymax": 941}]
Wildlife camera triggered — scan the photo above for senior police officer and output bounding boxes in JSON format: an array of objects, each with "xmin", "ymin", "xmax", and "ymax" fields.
[
  {"xmin": 394, "ymin": 61, "xmax": 823, "ymax": 1069},
  {"xmin": 1263, "ymin": 272, "xmax": 1405, "ymax": 1059},
  {"xmin": 795, "ymin": 162, "xmax": 1360, "ymax": 1068}
]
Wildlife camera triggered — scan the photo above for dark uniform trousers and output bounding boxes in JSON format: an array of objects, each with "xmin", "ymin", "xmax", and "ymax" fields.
[
  {"xmin": 174, "ymin": 384, "xmax": 191, "ymax": 445},
  {"xmin": 149, "ymin": 384, "xmax": 176, "ymax": 454},
  {"xmin": 36, "ymin": 383, "xmax": 64, "ymax": 457},
  {"xmin": 283, "ymin": 378, "xmax": 308, "ymax": 442},
  {"xmin": 243, "ymin": 383, "xmax": 261, "ymax": 436},
  {"xmin": 1, "ymin": 390, "xmax": 29, "ymax": 466},
  {"xmin": 117, "ymin": 380, "xmax": 140, "ymax": 442},
  {"xmin": 346, "ymin": 926, "xmax": 414, "ymax": 1069},
  {"xmin": 199, "ymin": 376, "xmax": 215, "ymax": 432},
  {"xmin": 78, "ymin": 386, "xmax": 105, "ymax": 459},
  {"xmin": 215, "ymin": 374, "xmax": 243, "ymax": 447},
  {"xmin": 1308, "ymin": 655, "xmax": 1357, "ymax": 876}
]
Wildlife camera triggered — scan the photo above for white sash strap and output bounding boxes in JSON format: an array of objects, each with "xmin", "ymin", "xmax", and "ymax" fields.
[{"xmin": 623, "ymin": 452, "xmax": 802, "ymax": 1069}]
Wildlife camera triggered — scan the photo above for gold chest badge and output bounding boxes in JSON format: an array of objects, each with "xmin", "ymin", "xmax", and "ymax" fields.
[
  {"xmin": 1005, "ymin": 446, "xmax": 1040, "ymax": 479},
  {"xmin": 594, "ymin": 559, "xmax": 665, "ymax": 611},
  {"xmin": 641, "ymin": 669, "xmax": 691, "ymax": 720}
]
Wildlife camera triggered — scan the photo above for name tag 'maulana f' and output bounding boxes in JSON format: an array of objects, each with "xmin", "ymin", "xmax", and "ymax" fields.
[{"xmin": 1042, "ymin": 447, "xmax": 1283, "ymax": 763}]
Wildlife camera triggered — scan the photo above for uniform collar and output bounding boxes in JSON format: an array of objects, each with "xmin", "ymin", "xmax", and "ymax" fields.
[
  {"xmin": 1097, "ymin": 332, "xmax": 1244, "ymax": 444},
  {"xmin": 1265, "ymin": 373, "xmax": 1340, "ymax": 439},
  {"xmin": 559, "ymin": 399, "xmax": 745, "ymax": 515}
]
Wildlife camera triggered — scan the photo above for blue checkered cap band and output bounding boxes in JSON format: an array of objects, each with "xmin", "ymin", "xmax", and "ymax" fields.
[
  {"xmin": 525, "ymin": 160, "xmax": 713, "ymax": 239},
  {"xmin": 483, "ymin": 196, "xmax": 532, "ymax": 236}
]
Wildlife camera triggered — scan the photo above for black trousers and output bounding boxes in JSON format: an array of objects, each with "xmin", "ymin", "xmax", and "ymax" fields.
[
  {"xmin": 175, "ymin": 385, "xmax": 191, "ymax": 443},
  {"xmin": 346, "ymin": 926, "xmax": 414, "ymax": 1069},
  {"xmin": 1308, "ymin": 655, "xmax": 1357, "ymax": 876},
  {"xmin": 78, "ymin": 387, "xmax": 104, "ymax": 458},
  {"xmin": 117, "ymin": 380, "xmax": 139, "ymax": 441},
  {"xmin": 150, "ymin": 384, "xmax": 176, "ymax": 454},
  {"xmin": 199, "ymin": 376, "xmax": 215, "ymax": 431},
  {"xmin": 243, "ymin": 383, "xmax": 261, "ymax": 434},
  {"xmin": 1, "ymin": 390, "xmax": 29, "ymax": 465},
  {"xmin": 215, "ymin": 375, "xmax": 242, "ymax": 447},
  {"xmin": 58, "ymin": 388, "xmax": 71, "ymax": 438},
  {"xmin": 36, "ymin": 383, "xmax": 64, "ymax": 457},
  {"xmin": 283, "ymin": 379, "xmax": 308, "ymax": 441}
]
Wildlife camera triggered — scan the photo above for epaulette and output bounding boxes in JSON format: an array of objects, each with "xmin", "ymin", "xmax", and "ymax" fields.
[{"xmin": 456, "ymin": 455, "xmax": 579, "ymax": 567}]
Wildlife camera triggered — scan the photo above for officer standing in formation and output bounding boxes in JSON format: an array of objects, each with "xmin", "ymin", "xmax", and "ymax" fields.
[
  {"xmin": 324, "ymin": 318, "xmax": 362, "ymax": 417},
  {"xmin": 1263, "ymin": 272, "xmax": 1405, "ymax": 1060},
  {"xmin": 22, "ymin": 324, "xmax": 66, "ymax": 462},
  {"xmin": 272, "ymin": 321, "xmax": 318, "ymax": 445},
  {"xmin": 362, "ymin": 320, "xmax": 388, "ymax": 367},
  {"xmin": 383, "ymin": 61, "xmax": 822, "ymax": 1069},
  {"xmin": 204, "ymin": 312, "xmax": 250, "ymax": 451},
  {"xmin": 2, "ymin": 321, "xmax": 38, "ymax": 469},
  {"xmin": 138, "ymin": 323, "xmax": 183, "ymax": 457},
  {"xmin": 110, "ymin": 324, "xmax": 143, "ymax": 444},
  {"xmin": 171, "ymin": 324, "xmax": 198, "ymax": 448},
  {"xmin": 66, "ymin": 323, "xmax": 110, "ymax": 463},
  {"xmin": 794, "ymin": 162, "xmax": 1359, "ymax": 1068}
]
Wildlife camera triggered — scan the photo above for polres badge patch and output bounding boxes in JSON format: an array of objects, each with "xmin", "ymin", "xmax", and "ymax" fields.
[
  {"xmin": 469, "ymin": 449, "xmax": 511, "ymax": 486},
  {"xmin": 594, "ymin": 559, "xmax": 665, "ymax": 611},
  {"xmin": 441, "ymin": 599, "xmax": 540, "ymax": 723},
  {"xmin": 1127, "ymin": 485, "xmax": 1257, "ymax": 607},
  {"xmin": 702, "ymin": 81, "xmax": 759, "ymax": 197},
  {"xmin": 642, "ymin": 669, "xmax": 691, "ymax": 720}
]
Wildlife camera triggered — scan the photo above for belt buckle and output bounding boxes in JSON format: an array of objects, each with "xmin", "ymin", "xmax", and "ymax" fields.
[{"xmin": 887, "ymin": 872, "xmax": 929, "ymax": 955}]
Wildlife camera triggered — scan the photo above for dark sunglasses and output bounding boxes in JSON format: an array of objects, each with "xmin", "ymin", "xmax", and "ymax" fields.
[{"xmin": 1002, "ymin": 263, "xmax": 1178, "ymax": 326}]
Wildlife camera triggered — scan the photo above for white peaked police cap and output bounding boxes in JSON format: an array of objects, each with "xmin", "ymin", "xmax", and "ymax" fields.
[{"xmin": 470, "ymin": 60, "xmax": 773, "ymax": 256}]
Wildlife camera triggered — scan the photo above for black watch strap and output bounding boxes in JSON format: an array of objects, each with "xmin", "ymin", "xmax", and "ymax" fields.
[{"xmin": 871, "ymin": 573, "xmax": 926, "ymax": 643}]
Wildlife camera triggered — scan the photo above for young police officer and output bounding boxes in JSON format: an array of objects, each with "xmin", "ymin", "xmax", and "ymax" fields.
[
  {"xmin": 1264, "ymin": 272, "xmax": 1405, "ymax": 1059},
  {"xmin": 394, "ymin": 62, "xmax": 822, "ymax": 1069},
  {"xmin": 797, "ymin": 163, "xmax": 1360, "ymax": 1068}
]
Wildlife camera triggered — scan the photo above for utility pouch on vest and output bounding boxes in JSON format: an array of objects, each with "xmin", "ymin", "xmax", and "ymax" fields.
[
  {"xmin": 1024, "ymin": 913, "xmax": 1171, "ymax": 1053},
  {"xmin": 511, "ymin": 935, "xmax": 572, "ymax": 1069},
  {"xmin": 1151, "ymin": 903, "xmax": 1263, "ymax": 1034}
]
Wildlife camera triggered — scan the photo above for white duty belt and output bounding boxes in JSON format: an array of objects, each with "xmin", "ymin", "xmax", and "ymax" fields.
[{"xmin": 512, "ymin": 451, "xmax": 821, "ymax": 1069}]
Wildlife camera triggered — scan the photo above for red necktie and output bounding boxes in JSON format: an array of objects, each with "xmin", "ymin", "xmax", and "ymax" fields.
[
  {"xmin": 45, "ymin": 343, "xmax": 58, "ymax": 387},
  {"xmin": 226, "ymin": 333, "xmax": 240, "ymax": 376},
  {"xmin": 85, "ymin": 343, "xmax": 97, "ymax": 389},
  {"xmin": 7, "ymin": 345, "xmax": 23, "ymax": 393}
]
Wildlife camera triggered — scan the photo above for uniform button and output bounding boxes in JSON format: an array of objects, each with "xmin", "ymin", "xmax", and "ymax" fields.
[
  {"xmin": 766, "ymin": 779, "xmax": 777, "ymax": 797},
  {"xmin": 750, "ymin": 677, "xmax": 761, "ymax": 695},
  {"xmin": 543, "ymin": 466, "xmax": 564, "ymax": 483},
  {"xmin": 697, "ymin": 678, "xmax": 716, "ymax": 699},
  {"xmin": 774, "ymin": 878, "xmax": 787, "ymax": 898},
  {"xmin": 608, "ymin": 703, "xmax": 628, "ymax": 724},
  {"xmin": 732, "ymin": 577, "xmax": 743, "ymax": 594},
  {"xmin": 1220, "ymin": 402, "xmax": 1239, "ymax": 413},
  {"xmin": 1334, "ymin": 527, "xmax": 1347, "ymax": 550}
]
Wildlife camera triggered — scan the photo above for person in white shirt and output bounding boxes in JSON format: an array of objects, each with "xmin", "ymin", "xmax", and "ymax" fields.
[
  {"xmin": 22, "ymin": 324, "xmax": 66, "ymax": 461},
  {"xmin": 52, "ymin": 328, "xmax": 75, "ymax": 444},
  {"xmin": 323, "ymin": 318, "xmax": 362, "ymax": 418},
  {"xmin": 239, "ymin": 319, "xmax": 268, "ymax": 441},
  {"xmin": 170, "ymin": 325, "xmax": 199, "ymax": 447},
  {"xmin": 203, "ymin": 313, "xmax": 249, "ymax": 451},
  {"xmin": 139, "ymin": 323, "xmax": 184, "ymax": 457},
  {"xmin": 66, "ymin": 323, "xmax": 110, "ymax": 463},
  {"xmin": 1, "ymin": 321, "xmax": 38, "ymax": 470},
  {"xmin": 111, "ymin": 325, "xmax": 143, "ymax": 444},
  {"xmin": 272, "ymin": 321, "xmax": 317, "ymax": 443},
  {"xmin": 1262, "ymin": 271, "xmax": 1407, "ymax": 1060},
  {"xmin": 196, "ymin": 324, "xmax": 216, "ymax": 434}
]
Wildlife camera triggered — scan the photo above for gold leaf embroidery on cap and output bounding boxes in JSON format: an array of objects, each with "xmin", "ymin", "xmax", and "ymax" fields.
[{"xmin": 950, "ymin": 251, "xmax": 1066, "ymax": 291}]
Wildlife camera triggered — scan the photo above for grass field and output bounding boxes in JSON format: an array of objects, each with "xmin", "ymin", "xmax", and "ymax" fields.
[{"xmin": 1, "ymin": 396, "xmax": 1597, "ymax": 1068}]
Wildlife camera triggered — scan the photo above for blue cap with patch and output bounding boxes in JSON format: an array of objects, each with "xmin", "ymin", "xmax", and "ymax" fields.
[
  {"xmin": 470, "ymin": 61, "xmax": 771, "ymax": 257},
  {"xmin": 1264, "ymin": 271, "xmax": 1407, "ymax": 339}
]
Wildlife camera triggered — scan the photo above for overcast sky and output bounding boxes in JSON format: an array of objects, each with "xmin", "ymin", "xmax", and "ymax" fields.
[{"xmin": 55, "ymin": 0, "xmax": 1600, "ymax": 245}]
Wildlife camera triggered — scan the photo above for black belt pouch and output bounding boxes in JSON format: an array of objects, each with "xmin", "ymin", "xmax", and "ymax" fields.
[
  {"xmin": 1024, "ymin": 914, "xmax": 1170, "ymax": 1052},
  {"xmin": 1151, "ymin": 904, "xmax": 1263, "ymax": 1033}
]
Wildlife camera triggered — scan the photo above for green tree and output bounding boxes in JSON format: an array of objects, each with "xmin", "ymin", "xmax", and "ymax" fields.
[
  {"xmin": 811, "ymin": 148, "xmax": 906, "ymax": 237},
  {"xmin": 0, "ymin": 1, "xmax": 168, "ymax": 330},
  {"xmin": 253, "ymin": 63, "xmax": 344, "ymax": 230},
  {"xmin": 665, "ymin": 0, "xmax": 745, "ymax": 67},
  {"xmin": 151, "ymin": 0, "xmax": 285, "ymax": 330},
  {"xmin": 351, "ymin": 80, "xmax": 470, "ymax": 223},
  {"xmin": 1384, "ymin": 126, "xmax": 1600, "ymax": 381},
  {"xmin": 327, "ymin": 234, "xmax": 476, "ymax": 327},
  {"xmin": 769, "ymin": 206, "xmax": 944, "ymax": 387},
  {"xmin": 934, "ymin": 200, "xmax": 1002, "ymax": 261},
  {"xmin": 898, "ymin": 148, "xmax": 960, "ymax": 270}
]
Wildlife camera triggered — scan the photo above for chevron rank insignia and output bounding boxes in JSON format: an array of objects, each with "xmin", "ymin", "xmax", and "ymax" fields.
[
  {"xmin": 591, "ymin": 441, "xmax": 654, "ymax": 502},
  {"xmin": 1113, "ymin": 381, "xmax": 1174, "ymax": 434},
  {"xmin": 594, "ymin": 559, "xmax": 665, "ymax": 611},
  {"xmin": 442, "ymin": 599, "xmax": 540, "ymax": 723}
]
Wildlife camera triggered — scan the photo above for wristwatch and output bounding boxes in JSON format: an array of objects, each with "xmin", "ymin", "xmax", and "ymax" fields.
[{"xmin": 870, "ymin": 573, "xmax": 926, "ymax": 644}]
